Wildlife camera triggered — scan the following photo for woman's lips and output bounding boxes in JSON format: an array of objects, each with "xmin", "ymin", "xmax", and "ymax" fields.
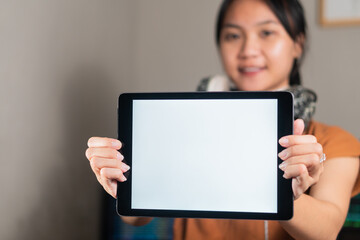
[{"xmin": 238, "ymin": 67, "xmax": 266, "ymax": 76}]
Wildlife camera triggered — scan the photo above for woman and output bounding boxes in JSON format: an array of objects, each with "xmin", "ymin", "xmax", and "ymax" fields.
[{"xmin": 85, "ymin": 0, "xmax": 360, "ymax": 239}]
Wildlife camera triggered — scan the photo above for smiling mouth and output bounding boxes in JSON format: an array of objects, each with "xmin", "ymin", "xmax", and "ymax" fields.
[{"xmin": 238, "ymin": 67, "xmax": 266, "ymax": 74}]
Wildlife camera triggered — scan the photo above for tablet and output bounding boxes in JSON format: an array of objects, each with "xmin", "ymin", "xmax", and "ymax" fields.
[{"xmin": 117, "ymin": 91, "xmax": 293, "ymax": 220}]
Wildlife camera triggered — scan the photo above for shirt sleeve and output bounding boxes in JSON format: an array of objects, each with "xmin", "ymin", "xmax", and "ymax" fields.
[
  {"xmin": 308, "ymin": 121, "xmax": 360, "ymax": 196},
  {"xmin": 319, "ymin": 125, "xmax": 360, "ymax": 160}
]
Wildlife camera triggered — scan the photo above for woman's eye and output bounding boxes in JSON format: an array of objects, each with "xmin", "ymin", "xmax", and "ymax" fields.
[
  {"xmin": 224, "ymin": 33, "xmax": 240, "ymax": 41},
  {"xmin": 260, "ymin": 30, "xmax": 274, "ymax": 38}
]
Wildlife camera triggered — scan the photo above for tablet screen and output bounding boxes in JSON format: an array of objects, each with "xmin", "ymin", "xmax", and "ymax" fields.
[
  {"xmin": 132, "ymin": 99, "xmax": 277, "ymax": 213},
  {"xmin": 117, "ymin": 92, "xmax": 293, "ymax": 220}
]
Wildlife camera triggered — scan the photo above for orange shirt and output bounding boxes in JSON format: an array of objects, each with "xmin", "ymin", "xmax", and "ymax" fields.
[{"xmin": 173, "ymin": 121, "xmax": 360, "ymax": 240}]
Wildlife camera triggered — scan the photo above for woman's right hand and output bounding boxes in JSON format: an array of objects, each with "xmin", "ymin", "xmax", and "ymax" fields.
[
  {"xmin": 85, "ymin": 137, "xmax": 153, "ymax": 226},
  {"xmin": 85, "ymin": 137, "xmax": 130, "ymax": 198}
]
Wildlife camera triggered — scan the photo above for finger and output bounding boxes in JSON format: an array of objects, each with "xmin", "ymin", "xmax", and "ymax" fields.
[
  {"xmin": 278, "ymin": 143, "xmax": 323, "ymax": 160},
  {"xmin": 90, "ymin": 157, "xmax": 130, "ymax": 173},
  {"xmin": 86, "ymin": 148, "xmax": 123, "ymax": 161},
  {"xmin": 279, "ymin": 153, "xmax": 320, "ymax": 171},
  {"xmin": 87, "ymin": 137, "xmax": 122, "ymax": 150},
  {"xmin": 293, "ymin": 119, "xmax": 305, "ymax": 135},
  {"xmin": 279, "ymin": 135, "xmax": 317, "ymax": 147},
  {"xmin": 292, "ymin": 171, "xmax": 311, "ymax": 199},
  {"xmin": 91, "ymin": 167, "xmax": 122, "ymax": 196},
  {"xmin": 99, "ymin": 168, "xmax": 127, "ymax": 198},
  {"xmin": 100, "ymin": 168, "xmax": 127, "ymax": 182},
  {"xmin": 282, "ymin": 163, "xmax": 308, "ymax": 179},
  {"xmin": 108, "ymin": 179, "xmax": 118, "ymax": 198},
  {"xmin": 102, "ymin": 179, "xmax": 118, "ymax": 199}
]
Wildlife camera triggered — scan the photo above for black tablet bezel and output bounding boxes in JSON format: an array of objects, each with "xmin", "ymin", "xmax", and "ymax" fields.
[{"xmin": 117, "ymin": 91, "xmax": 293, "ymax": 220}]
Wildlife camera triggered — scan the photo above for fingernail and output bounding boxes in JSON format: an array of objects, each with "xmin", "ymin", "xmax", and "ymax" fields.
[
  {"xmin": 117, "ymin": 152, "xmax": 123, "ymax": 160},
  {"xmin": 123, "ymin": 164, "xmax": 130, "ymax": 171},
  {"xmin": 278, "ymin": 150, "xmax": 287, "ymax": 159},
  {"xmin": 279, "ymin": 137, "xmax": 289, "ymax": 146},
  {"xmin": 279, "ymin": 162, "xmax": 287, "ymax": 170},
  {"xmin": 112, "ymin": 141, "xmax": 121, "ymax": 148},
  {"xmin": 120, "ymin": 175, "xmax": 127, "ymax": 181}
]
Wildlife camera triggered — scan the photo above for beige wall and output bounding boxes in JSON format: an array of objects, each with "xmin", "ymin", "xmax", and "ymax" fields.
[{"xmin": 0, "ymin": 0, "xmax": 359, "ymax": 239}]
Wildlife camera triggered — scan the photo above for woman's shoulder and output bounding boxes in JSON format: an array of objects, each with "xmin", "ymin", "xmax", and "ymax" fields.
[
  {"xmin": 307, "ymin": 120, "xmax": 360, "ymax": 160},
  {"xmin": 307, "ymin": 120, "xmax": 358, "ymax": 142}
]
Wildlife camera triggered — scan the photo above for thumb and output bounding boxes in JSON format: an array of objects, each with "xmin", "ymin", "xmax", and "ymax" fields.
[{"xmin": 294, "ymin": 119, "xmax": 305, "ymax": 135}]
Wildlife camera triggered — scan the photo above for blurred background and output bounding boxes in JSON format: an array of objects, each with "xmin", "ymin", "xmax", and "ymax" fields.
[{"xmin": 0, "ymin": 0, "xmax": 359, "ymax": 239}]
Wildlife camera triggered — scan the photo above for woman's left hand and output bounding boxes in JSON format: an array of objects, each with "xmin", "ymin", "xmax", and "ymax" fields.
[{"xmin": 278, "ymin": 119, "xmax": 325, "ymax": 199}]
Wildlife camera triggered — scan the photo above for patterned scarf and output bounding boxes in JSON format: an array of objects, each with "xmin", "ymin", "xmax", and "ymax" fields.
[
  {"xmin": 197, "ymin": 77, "xmax": 317, "ymax": 129},
  {"xmin": 285, "ymin": 85, "xmax": 317, "ymax": 130}
]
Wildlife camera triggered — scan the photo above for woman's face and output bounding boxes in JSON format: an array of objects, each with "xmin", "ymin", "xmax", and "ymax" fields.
[{"xmin": 219, "ymin": 0, "xmax": 302, "ymax": 91}]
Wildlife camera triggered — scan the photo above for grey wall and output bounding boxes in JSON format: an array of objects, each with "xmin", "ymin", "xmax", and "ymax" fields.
[
  {"xmin": 0, "ymin": 0, "xmax": 132, "ymax": 239},
  {"xmin": 0, "ymin": 0, "xmax": 359, "ymax": 239},
  {"xmin": 301, "ymin": 0, "xmax": 360, "ymax": 137}
]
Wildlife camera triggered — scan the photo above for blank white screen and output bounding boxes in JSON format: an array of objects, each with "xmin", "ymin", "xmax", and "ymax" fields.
[{"xmin": 132, "ymin": 99, "xmax": 278, "ymax": 213}]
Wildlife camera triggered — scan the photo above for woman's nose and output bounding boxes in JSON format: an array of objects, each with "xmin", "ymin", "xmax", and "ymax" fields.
[{"xmin": 238, "ymin": 36, "xmax": 260, "ymax": 59}]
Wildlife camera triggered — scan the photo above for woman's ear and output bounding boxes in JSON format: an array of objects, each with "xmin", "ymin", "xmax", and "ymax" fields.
[{"xmin": 293, "ymin": 34, "xmax": 305, "ymax": 59}]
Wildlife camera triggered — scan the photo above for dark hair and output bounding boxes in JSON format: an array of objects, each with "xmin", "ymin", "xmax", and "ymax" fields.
[{"xmin": 215, "ymin": 0, "xmax": 307, "ymax": 86}]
